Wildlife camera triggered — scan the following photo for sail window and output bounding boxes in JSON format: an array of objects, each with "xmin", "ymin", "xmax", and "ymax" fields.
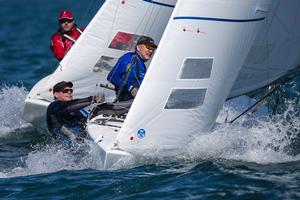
[
  {"xmin": 93, "ymin": 56, "xmax": 118, "ymax": 72},
  {"xmin": 179, "ymin": 58, "xmax": 213, "ymax": 79},
  {"xmin": 165, "ymin": 88, "xmax": 207, "ymax": 109},
  {"xmin": 109, "ymin": 32, "xmax": 156, "ymax": 51},
  {"xmin": 109, "ymin": 32, "xmax": 140, "ymax": 51}
]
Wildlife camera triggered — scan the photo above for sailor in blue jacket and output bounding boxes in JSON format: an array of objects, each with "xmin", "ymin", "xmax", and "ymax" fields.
[{"xmin": 107, "ymin": 36, "xmax": 157, "ymax": 101}]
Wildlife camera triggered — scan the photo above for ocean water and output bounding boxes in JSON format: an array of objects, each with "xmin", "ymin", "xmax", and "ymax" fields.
[{"xmin": 0, "ymin": 0, "xmax": 300, "ymax": 199}]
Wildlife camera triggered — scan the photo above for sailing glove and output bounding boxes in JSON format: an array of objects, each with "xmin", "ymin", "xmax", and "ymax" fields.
[{"xmin": 130, "ymin": 87, "xmax": 138, "ymax": 97}]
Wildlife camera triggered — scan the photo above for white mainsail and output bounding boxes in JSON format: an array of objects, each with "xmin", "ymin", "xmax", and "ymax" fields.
[
  {"xmin": 116, "ymin": 0, "xmax": 273, "ymax": 153},
  {"xmin": 23, "ymin": 0, "xmax": 176, "ymax": 129}
]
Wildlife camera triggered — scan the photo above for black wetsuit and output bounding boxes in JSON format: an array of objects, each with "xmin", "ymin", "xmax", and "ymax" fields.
[{"xmin": 46, "ymin": 96, "xmax": 94, "ymax": 142}]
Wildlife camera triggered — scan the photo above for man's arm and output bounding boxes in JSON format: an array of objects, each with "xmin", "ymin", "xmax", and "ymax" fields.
[
  {"xmin": 63, "ymin": 96, "xmax": 94, "ymax": 113},
  {"xmin": 50, "ymin": 34, "xmax": 66, "ymax": 60},
  {"xmin": 107, "ymin": 55, "xmax": 129, "ymax": 87}
]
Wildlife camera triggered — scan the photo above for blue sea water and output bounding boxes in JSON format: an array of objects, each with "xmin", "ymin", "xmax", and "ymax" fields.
[{"xmin": 0, "ymin": 0, "xmax": 300, "ymax": 199}]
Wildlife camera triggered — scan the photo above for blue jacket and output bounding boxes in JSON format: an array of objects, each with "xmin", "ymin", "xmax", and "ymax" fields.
[{"xmin": 107, "ymin": 52, "xmax": 146, "ymax": 94}]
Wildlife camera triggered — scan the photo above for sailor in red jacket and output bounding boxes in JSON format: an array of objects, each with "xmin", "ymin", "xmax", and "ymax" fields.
[{"xmin": 50, "ymin": 10, "xmax": 84, "ymax": 60}]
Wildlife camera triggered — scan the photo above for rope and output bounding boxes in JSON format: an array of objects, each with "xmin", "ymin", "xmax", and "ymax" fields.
[
  {"xmin": 226, "ymin": 87, "xmax": 277, "ymax": 124},
  {"xmin": 77, "ymin": 0, "xmax": 97, "ymax": 25},
  {"xmin": 266, "ymin": 13, "xmax": 270, "ymax": 92},
  {"xmin": 226, "ymin": 76, "xmax": 293, "ymax": 124}
]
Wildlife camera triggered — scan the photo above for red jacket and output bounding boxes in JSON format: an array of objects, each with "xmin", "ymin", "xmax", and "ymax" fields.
[{"xmin": 50, "ymin": 26, "xmax": 84, "ymax": 60}]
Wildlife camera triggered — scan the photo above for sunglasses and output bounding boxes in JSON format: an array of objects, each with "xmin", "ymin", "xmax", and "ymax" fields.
[
  {"xmin": 61, "ymin": 88, "xmax": 73, "ymax": 93},
  {"xmin": 143, "ymin": 44, "xmax": 156, "ymax": 51},
  {"xmin": 59, "ymin": 19, "xmax": 74, "ymax": 24}
]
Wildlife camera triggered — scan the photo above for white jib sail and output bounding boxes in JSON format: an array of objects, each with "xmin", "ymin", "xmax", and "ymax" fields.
[
  {"xmin": 116, "ymin": 0, "xmax": 272, "ymax": 154},
  {"xmin": 23, "ymin": 0, "xmax": 176, "ymax": 129},
  {"xmin": 230, "ymin": 0, "xmax": 300, "ymax": 97}
]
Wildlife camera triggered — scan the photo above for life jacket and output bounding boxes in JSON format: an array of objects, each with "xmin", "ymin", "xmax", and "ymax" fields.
[
  {"xmin": 50, "ymin": 25, "xmax": 84, "ymax": 60},
  {"xmin": 58, "ymin": 26, "xmax": 83, "ymax": 44}
]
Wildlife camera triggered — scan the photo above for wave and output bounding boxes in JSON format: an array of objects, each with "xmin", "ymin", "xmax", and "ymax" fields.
[
  {"xmin": 0, "ymin": 85, "xmax": 32, "ymax": 136},
  {"xmin": 186, "ymin": 97, "xmax": 300, "ymax": 164},
  {"xmin": 0, "ymin": 87, "xmax": 299, "ymax": 178}
]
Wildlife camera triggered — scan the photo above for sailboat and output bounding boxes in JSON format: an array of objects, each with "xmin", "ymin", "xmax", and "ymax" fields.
[{"xmin": 23, "ymin": 0, "xmax": 300, "ymax": 168}]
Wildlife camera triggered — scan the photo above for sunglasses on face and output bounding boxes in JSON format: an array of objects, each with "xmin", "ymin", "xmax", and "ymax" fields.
[
  {"xmin": 61, "ymin": 88, "xmax": 73, "ymax": 93},
  {"xmin": 59, "ymin": 19, "xmax": 74, "ymax": 24},
  {"xmin": 143, "ymin": 44, "xmax": 156, "ymax": 51}
]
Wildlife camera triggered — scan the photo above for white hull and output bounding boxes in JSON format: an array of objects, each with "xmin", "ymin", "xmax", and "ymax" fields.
[
  {"xmin": 23, "ymin": 75, "xmax": 51, "ymax": 130},
  {"xmin": 87, "ymin": 115, "xmax": 131, "ymax": 168}
]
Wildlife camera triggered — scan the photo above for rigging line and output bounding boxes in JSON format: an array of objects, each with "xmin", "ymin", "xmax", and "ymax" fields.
[
  {"xmin": 93, "ymin": 0, "xmax": 121, "ymax": 102},
  {"xmin": 143, "ymin": 4, "xmax": 156, "ymax": 34},
  {"xmin": 226, "ymin": 87, "xmax": 276, "ymax": 124},
  {"xmin": 132, "ymin": 68, "xmax": 142, "ymax": 87},
  {"xmin": 226, "ymin": 76, "xmax": 293, "ymax": 124},
  {"xmin": 271, "ymin": 0, "xmax": 290, "ymax": 34},
  {"xmin": 281, "ymin": 1, "xmax": 300, "ymax": 76},
  {"xmin": 274, "ymin": 15, "xmax": 290, "ymax": 35},
  {"xmin": 136, "ymin": 2, "xmax": 151, "ymax": 34},
  {"xmin": 269, "ymin": 0, "xmax": 281, "ymax": 26},
  {"xmin": 291, "ymin": 1, "xmax": 300, "ymax": 37},
  {"xmin": 106, "ymin": 0, "xmax": 121, "ymax": 53},
  {"xmin": 147, "ymin": 5, "xmax": 162, "ymax": 35},
  {"xmin": 79, "ymin": 0, "xmax": 97, "ymax": 25},
  {"xmin": 89, "ymin": 1, "xmax": 120, "ymax": 109},
  {"xmin": 266, "ymin": 13, "xmax": 270, "ymax": 90}
]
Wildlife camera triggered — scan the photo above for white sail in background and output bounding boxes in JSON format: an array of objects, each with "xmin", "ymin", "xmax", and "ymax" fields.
[
  {"xmin": 230, "ymin": 0, "xmax": 300, "ymax": 97},
  {"xmin": 40, "ymin": 0, "xmax": 176, "ymax": 100},
  {"xmin": 23, "ymin": 0, "xmax": 176, "ymax": 128},
  {"xmin": 116, "ymin": 0, "xmax": 272, "ymax": 153}
]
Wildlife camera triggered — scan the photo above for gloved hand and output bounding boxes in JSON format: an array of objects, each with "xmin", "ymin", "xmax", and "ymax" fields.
[
  {"xmin": 130, "ymin": 87, "xmax": 138, "ymax": 97},
  {"xmin": 93, "ymin": 94, "xmax": 104, "ymax": 103},
  {"xmin": 75, "ymin": 136, "xmax": 84, "ymax": 143}
]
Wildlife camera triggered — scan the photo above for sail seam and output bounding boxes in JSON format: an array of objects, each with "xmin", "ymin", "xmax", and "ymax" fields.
[{"xmin": 173, "ymin": 16, "xmax": 265, "ymax": 23}]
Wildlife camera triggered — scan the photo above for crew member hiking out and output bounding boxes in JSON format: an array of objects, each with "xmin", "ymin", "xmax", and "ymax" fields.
[
  {"xmin": 50, "ymin": 10, "xmax": 84, "ymax": 60},
  {"xmin": 46, "ymin": 81, "xmax": 98, "ymax": 144},
  {"xmin": 107, "ymin": 36, "xmax": 157, "ymax": 101}
]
